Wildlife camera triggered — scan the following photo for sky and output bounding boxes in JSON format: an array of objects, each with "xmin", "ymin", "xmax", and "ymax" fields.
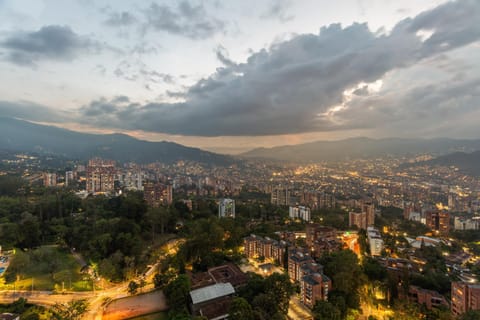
[{"xmin": 0, "ymin": 0, "xmax": 479, "ymax": 154}]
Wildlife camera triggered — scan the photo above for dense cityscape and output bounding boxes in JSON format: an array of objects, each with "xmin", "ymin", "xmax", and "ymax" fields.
[{"xmin": 0, "ymin": 149, "xmax": 479, "ymax": 319}]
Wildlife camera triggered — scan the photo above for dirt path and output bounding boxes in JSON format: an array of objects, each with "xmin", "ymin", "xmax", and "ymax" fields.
[{"xmin": 102, "ymin": 290, "xmax": 168, "ymax": 320}]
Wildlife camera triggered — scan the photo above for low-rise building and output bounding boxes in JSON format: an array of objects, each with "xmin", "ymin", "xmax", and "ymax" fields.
[
  {"xmin": 407, "ymin": 285, "xmax": 449, "ymax": 310},
  {"xmin": 189, "ymin": 282, "xmax": 235, "ymax": 320},
  {"xmin": 452, "ymin": 282, "xmax": 480, "ymax": 316}
]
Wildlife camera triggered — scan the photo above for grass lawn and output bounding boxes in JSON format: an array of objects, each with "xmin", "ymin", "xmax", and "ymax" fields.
[
  {"xmin": 127, "ymin": 312, "xmax": 168, "ymax": 320},
  {"xmin": 0, "ymin": 246, "xmax": 91, "ymax": 291}
]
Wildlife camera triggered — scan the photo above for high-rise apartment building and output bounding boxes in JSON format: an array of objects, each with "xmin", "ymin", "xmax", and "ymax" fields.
[
  {"xmin": 144, "ymin": 182, "xmax": 173, "ymax": 207},
  {"xmin": 218, "ymin": 198, "xmax": 235, "ymax": 218},
  {"xmin": 349, "ymin": 204, "xmax": 375, "ymax": 230},
  {"xmin": 86, "ymin": 158, "xmax": 116, "ymax": 194},
  {"xmin": 271, "ymin": 187, "xmax": 291, "ymax": 206},
  {"xmin": 43, "ymin": 173, "xmax": 57, "ymax": 187},
  {"xmin": 367, "ymin": 227, "xmax": 384, "ymax": 256},
  {"xmin": 65, "ymin": 171, "xmax": 74, "ymax": 187},
  {"xmin": 425, "ymin": 210, "xmax": 450, "ymax": 234},
  {"xmin": 289, "ymin": 206, "xmax": 311, "ymax": 222}
]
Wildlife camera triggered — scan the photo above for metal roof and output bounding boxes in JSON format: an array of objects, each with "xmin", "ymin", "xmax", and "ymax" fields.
[{"xmin": 190, "ymin": 282, "xmax": 235, "ymax": 305}]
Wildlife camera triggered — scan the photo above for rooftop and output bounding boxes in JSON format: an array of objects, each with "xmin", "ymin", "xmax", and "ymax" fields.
[{"xmin": 190, "ymin": 282, "xmax": 235, "ymax": 305}]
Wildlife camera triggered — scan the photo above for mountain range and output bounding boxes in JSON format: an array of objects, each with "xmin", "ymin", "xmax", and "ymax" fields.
[
  {"xmin": 2, "ymin": 117, "xmax": 480, "ymax": 173},
  {"xmin": 0, "ymin": 117, "xmax": 233, "ymax": 165},
  {"xmin": 410, "ymin": 150, "xmax": 480, "ymax": 177},
  {"xmin": 241, "ymin": 137, "xmax": 480, "ymax": 162}
]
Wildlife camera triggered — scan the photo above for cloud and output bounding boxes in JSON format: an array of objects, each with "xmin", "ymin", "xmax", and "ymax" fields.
[
  {"xmin": 333, "ymin": 75, "xmax": 480, "ymax": 138},
  {"xmin": 104, "ymin": 11, "xmax": 137, "ymax": 26},
  {"xmin": 113, "ymin": 59, "xmax": 175, "ymax": 88},
  {"xmin": 3, "ymin": 0, "xmax": 480, "ymax": 139},
  {"xmin": 144, "ymin": 1, "xmax": 226, "ymax": 39},
  {"xmin": 262, "ymin": 0, "xmax": 294, "ymax": 22},
  {"xmin": 70, "ymin": 0, "xmax": 480, "ymax": 137},
  {"xmin": 0, "ymin": 25, "xmax": 101, "ymax": 66}
]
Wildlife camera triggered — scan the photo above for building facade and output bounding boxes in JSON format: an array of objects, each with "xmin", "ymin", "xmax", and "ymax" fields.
[
  {"xmin": 218, "ymin": 198, "xmax": 235, "ymax": 218},
  {"xmin": 425, "ymin": 210, "xmax": 450, "ymax": 234},
  {"xmin": 86, "ymin": 158, "xmax": 116, "ymax": 194},
  {"xmin": 143, "ymin": 182, "xmax": 173, "ymax": 207},
  {"xmin": 289, "ymin": 206, "xmax": 311, "ymax": 222},
  {"xmin": 452, "ymin": 282, "xmax": 480, "ymax": 316}
]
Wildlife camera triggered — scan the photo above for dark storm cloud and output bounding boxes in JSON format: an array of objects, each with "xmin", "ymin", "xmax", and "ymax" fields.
[
  {"xmin": 0, "ymin": 25, "xmax": 101, "ymax": 66},
  {"xmin": 72, "ymin": 0, "xmax": 480, "ymax": 137},
  {"xmin": 144, "ymin": 1, "xmax": 226, "ymax": 39},
  {"xmin": 104, "ymin": 11, "xmax": 137, "ymax": 26}
]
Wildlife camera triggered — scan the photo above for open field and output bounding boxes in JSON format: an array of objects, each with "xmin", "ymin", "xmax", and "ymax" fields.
[
  {"xmin": 103, "ymin": 290, "xmax": 168, "ymax": 320},
  {"xmin": 0, "ymin": 246, "xmax": 89, "ymax": 291}
]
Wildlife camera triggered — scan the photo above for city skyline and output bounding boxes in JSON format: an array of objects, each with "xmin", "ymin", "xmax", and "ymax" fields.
[{"xmin": 0, "ymin": 0, "xmax": 479, "ymax": 154}]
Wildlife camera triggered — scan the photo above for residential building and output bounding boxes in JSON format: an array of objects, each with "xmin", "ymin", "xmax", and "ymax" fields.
[
  {"xmin": 289, "ymin": 205, "xmax": 311, "ymax": 222},
  {"xmin": 243, "ymin": 234, "xmax": 287, "ymax": 265},
  {"xmin": 43, "ymin": 172, "xmax": 57, "ymax": 187},
  {"xmin": 367, "ymin": 227, "xmax": 384, "ymax": 256},
  {"xmin": 425, "ymin": 210, "xmax": 450, "ymax": 234},
  {"xmin": 288, "ymin": 248, "xmax": 313, "ymax": 282},
  {"xmin": 305, "ymin": 224, "xmax": 337, "ymax": 248},
  {"xmin": 301, "ymin": 273, "xmax": 331, "ymax": 309},
  {"xmin": 454, "ymin": 217, "xmax": 480, "ymax": 231},
  {"xmin": 407, "ymin": 285, "xmax": 449, "ymax": 310},
  {"xmin": 86, "ymin": 158, "xmax": 116, "ymax": 194},
  {"xmin": 363, "ymin": 202, "xmax": 375, "ymax": 227},
  {"xmin": 65, "ymin": 171, "xmax": 74, "ymax": 187},
  {"xmin": 349, "ymin": 211, "xmax": 367, "ymax": 230},
  {"xmin": 271, "ymin": 187, "xmax": 291, "ymax": 206},
  {"xmin": 452, "ymin": 282, "xmax": 480, "ymax": 316},
  {"xmin": 143, "ymin": 182, "xmax": 173, "ymax": 207},
  {"xmin": 218, "ymin": 198, "xmax": 235, "ymax": 218}
]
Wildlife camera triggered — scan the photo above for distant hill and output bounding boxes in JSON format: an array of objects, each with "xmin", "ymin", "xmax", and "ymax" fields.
[
  {"xmin": 410, "ymin": 150, "xmax": 480, "ymax": 176},
  {"xmin": 0, "ymin": 117, "xmax": 233, "ymax": 165},
  {"xmin": 241, "ymin": 137, "xmax": 480, "ymax": 162}
]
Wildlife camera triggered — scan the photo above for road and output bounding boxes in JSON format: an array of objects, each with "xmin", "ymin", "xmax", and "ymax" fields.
[{"xmin": 0, "ymin": 238, "xmax": 184, "ymax": 320}]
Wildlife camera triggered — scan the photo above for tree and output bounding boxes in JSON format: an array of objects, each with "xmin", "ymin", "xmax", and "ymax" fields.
[
  {"xmin": 164, "ymin": 275, "xmax": 191, "ymax": 315},
  {"xmin": 459, "ymin": 310, "xmax": 480, "ymax": 320},
  {"xmin": 264, "ymin": 272, "xmax": 294, "ymax": 315},
  {"xmin": 8, "ymin": 297, "xmax": 27, "ymax": 314},
  {"xmin": 154, "ymin": 272, "xmax": 174, "ymax": 289},
  {"xmin": 128, "ymin": 281, "xmax": 139, "ymax": 295},
  {"xmin": 363, "ymin": 257, "xmax": 387, "ymax": 282},
  {"xmin": 320, "ymin": 250, "xmax": 365, "ymax": 309},
  {"xmin": 312, "ymin": 300, "xmax": 341, "ymax": 320},
  {"xmin": 51, "ymin": 299, "xmax": 89, "ymax": 320},
  {"xmin": 252, "ymin": 293, "xmax": 280, "ymax": 319},
  {"xmin": 229, "ymin": 297, "xmax": 254, "ymax": 320}
]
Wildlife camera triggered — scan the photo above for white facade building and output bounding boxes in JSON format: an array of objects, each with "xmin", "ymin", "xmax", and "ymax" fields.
[
  {"xmin": 289, "ymin": 206, "xmax": 311, "ymax": 222},
  {"xmin": 219, "ymin": 198, "xmax": 235, "ymax": 218}
]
